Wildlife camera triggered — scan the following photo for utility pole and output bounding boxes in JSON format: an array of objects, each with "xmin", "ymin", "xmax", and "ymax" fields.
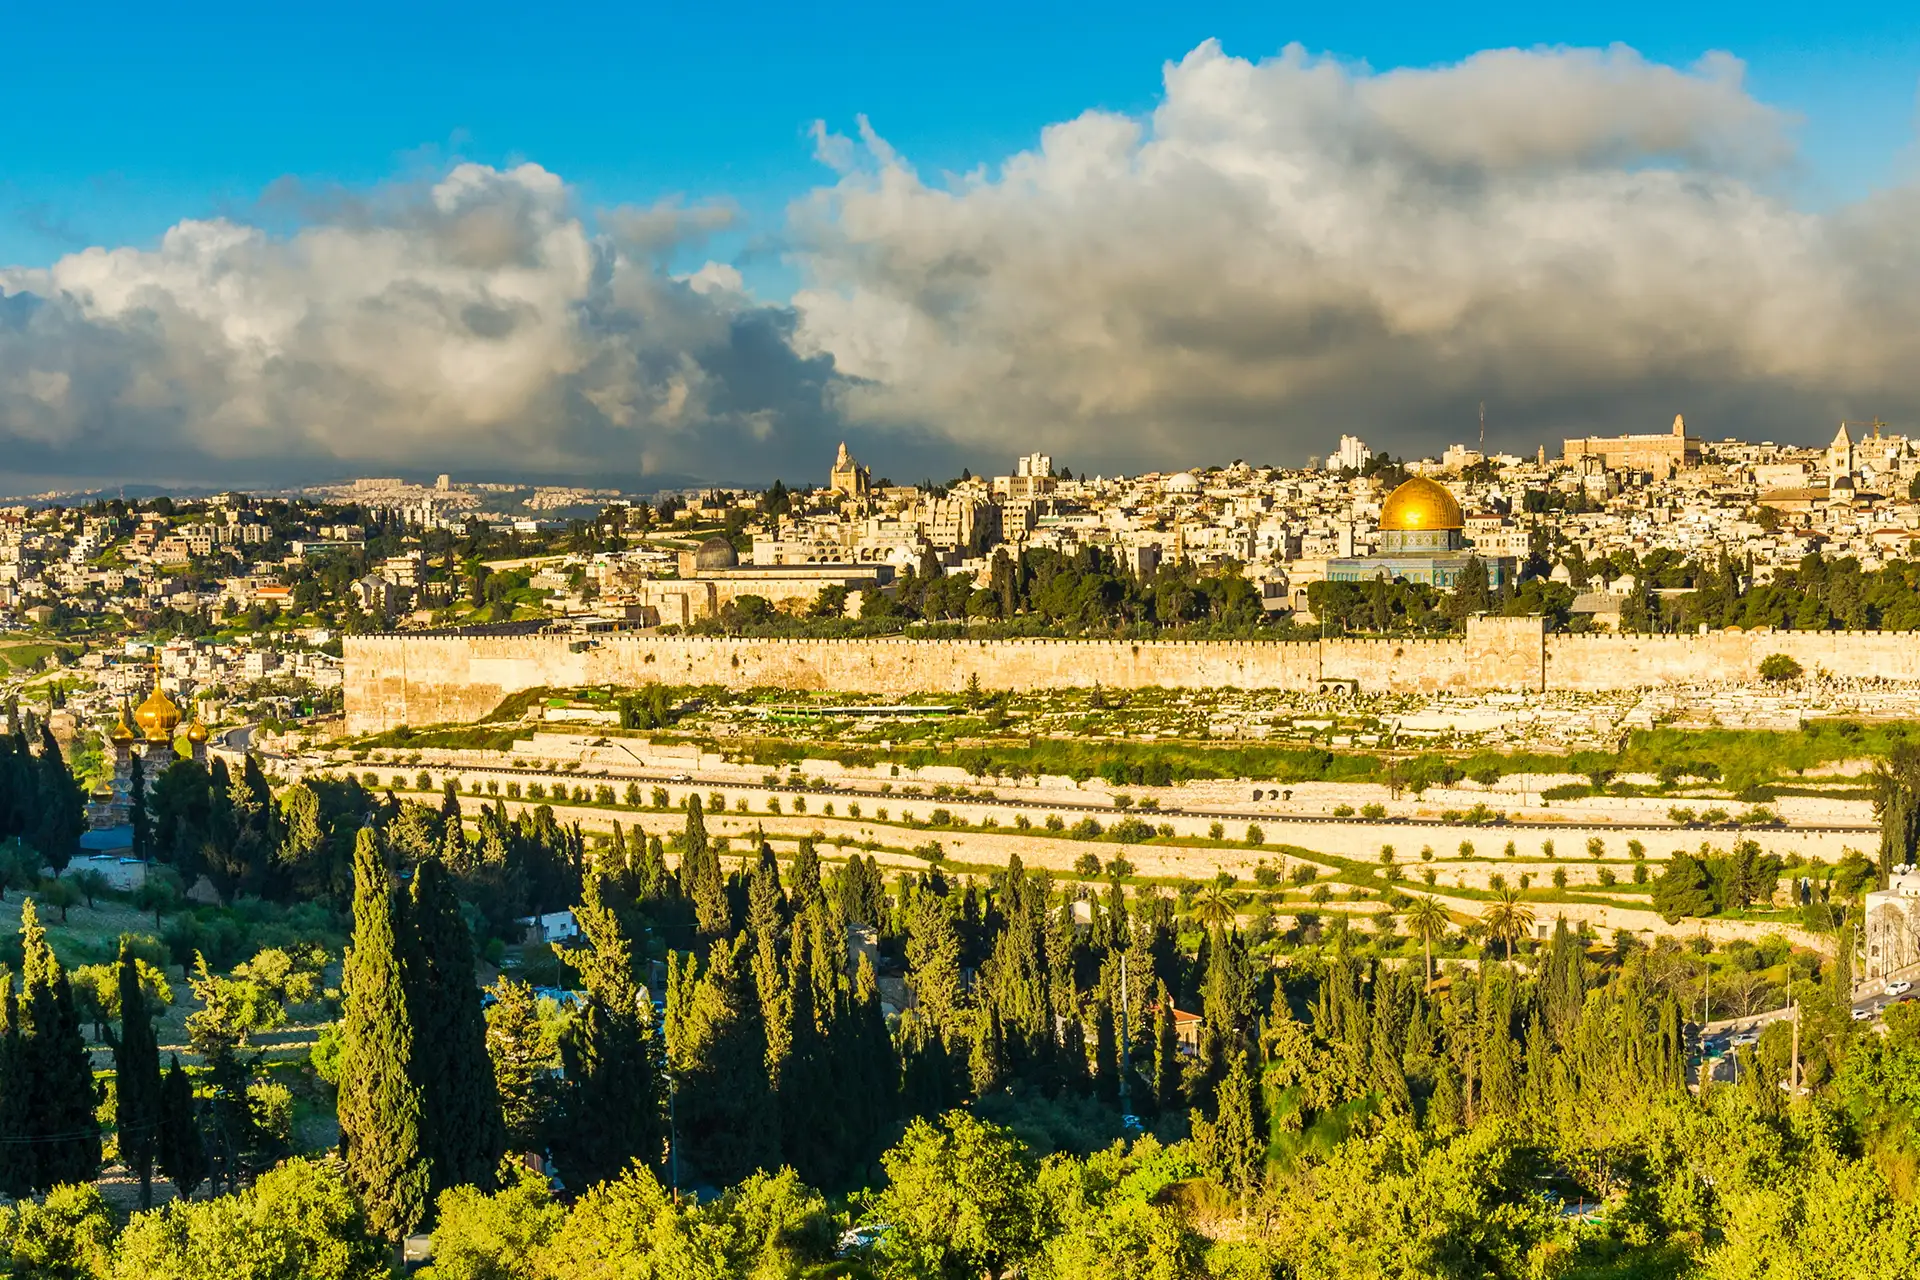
[
  {"xmin": 1479, "ymin": 401, "xmax": 1486, "ymax": 451},
  {"xmin": 657, "ymin": 986, "xmax": 679, "ymax": 1199},
  {"xmin": 1118, "ymin": 952, "xmax": 1132, "ymax": 1115},
  {"xmin": 1791, "ymin": 997, "xmax": 1801, "ymax": 1095}
]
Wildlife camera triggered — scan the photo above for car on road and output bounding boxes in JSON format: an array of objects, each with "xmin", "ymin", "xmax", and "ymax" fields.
[
  {"xmin": 1853, "ymin": 1007, "xmax": 1874, "ymax": 1021},
  {"xmin": 1890, "ymin": 980, "xmax": 1913, "ymax": 996},
  {"xmin": 667, "ymin": 773, "xmax": 693, "ymax": 783}
]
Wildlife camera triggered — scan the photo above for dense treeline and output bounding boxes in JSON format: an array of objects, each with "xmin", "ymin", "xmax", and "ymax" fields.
[
  {"xmin": 681, "ymin": 531, "xmax": 1920, "ymax": 640},
  {"xmin": 3, "ymin": 784, "xmax": 1914, "ymax": 1276},
  {"xmin": 3, "ymin": 743, "xmax": 1915, "ymax": 1275},
  {"xmin": 0, "ymin": 711, "xmax": 88, "ymax": 877},
  {"xmin": 685, "ymin": 546, "xmax": 1300, "ymax": 639}
]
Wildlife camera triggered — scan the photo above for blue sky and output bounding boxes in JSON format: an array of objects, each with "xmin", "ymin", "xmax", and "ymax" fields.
[
  {"xmin": 3, "ymin": 0, "xmax": 1916, "ymax": 277},
  {"xmin": 5, "ymin": 2, "xmax": 1920, "ymax": 490}
]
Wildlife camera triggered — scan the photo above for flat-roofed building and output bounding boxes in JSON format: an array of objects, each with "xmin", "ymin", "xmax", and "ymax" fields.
[{"xmin": 1563, "ymin": 414, "xmax": 1702, "ymax": 479}]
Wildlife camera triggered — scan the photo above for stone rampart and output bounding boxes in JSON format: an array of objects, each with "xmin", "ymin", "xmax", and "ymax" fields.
[
  {"xmin": 344, "ymin": 615, "xmax": 1920, "ymax": 734},
  {"xmin": 1545, "ymin": 631, "xmax": 1920, "ymax": 690},
  {"xmin": 345, "ymin": 615, "xmax": 1542, "ymax": 733}
]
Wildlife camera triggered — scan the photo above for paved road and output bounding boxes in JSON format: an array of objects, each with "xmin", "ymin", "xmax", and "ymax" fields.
[{"xmin": 1696, "ymin": 984, "xmax": 1916, "ymax": 1084}]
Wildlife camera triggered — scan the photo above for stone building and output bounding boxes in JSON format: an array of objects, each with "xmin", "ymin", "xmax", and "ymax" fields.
[
  {"xmin": 625, "ymin": 536, "xmax": 894, "ymax": 624},
  {"xmin": 1562, "ymin": 414, "xmax": 1702, "ymax": 479},
  {"xmin": 1864, "ymin": 867, "xmax": 1920, "ymax": 982},
  {"xmin": 830, "ymin": 442, "xmax": 871, "ymax": 503}
]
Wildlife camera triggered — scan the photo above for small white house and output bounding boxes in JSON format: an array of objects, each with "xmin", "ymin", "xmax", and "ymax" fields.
[{"xmin": 518, "ymin": 909, "xmax": 579, "ymax": 945}]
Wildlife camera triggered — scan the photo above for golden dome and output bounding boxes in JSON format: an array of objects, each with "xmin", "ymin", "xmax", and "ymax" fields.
[
  {"xmin": 186, "ymin": 720, "xmax": 210, "ymax": 745},
  {"xmin": 133, "ymin": 683, "xmax": 183, "ymax": 743},
  {"xmin": 108, "ymin": 702, "xmax": 136, "ymax": 743},
  {"xmin": 1378, "ymin": 476, "xmax": 1463, "ymax": 532}
]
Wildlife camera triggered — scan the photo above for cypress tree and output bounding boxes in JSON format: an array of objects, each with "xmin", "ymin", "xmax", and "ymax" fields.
[
  {"xmin": 844, "ymin": 952, "xmax": 895, "ymax": 1169},
  {"xmin": 130, "ymin": 752, "xmax": 154, "ymax": 864},
  {"xmin": 682, "ymin": 796, "xmax": 728, "ymax": 936},
  {"xmin": 1153, "ymin": 983, "xmax": 1181, "ymax": 1114},
  {"xmin": 32, "ymin": 725, "xmax": 85, "ymax": 877},
  {"xmin": 968, "ymin": 1006, "xmax": 1007, "ymax": 1095},
  {"xmin": 637, "ymin": 833, "xmax": 668, "ymax": 903},
  {"xmin": 1209, "ymin": 1046, "xmax": 1263, "ymax": 1215},
  {"xmin": 747, "ymin": 853, "xmax": 792, "ymax": 1083},
  {"xmin": 407, "ymin": 858, "xmax": 505, "ymax": 1194},
  {"xmin": 1091, "ymin": 993, "xmax": 1118, "ymax": 1102},
  {"xmin": 338, "ymin": 827, "xmax": 430, "ymax": 1240},
  {"xmin": 115, "ymin": 940, "xmax": 164, "ymax": 1208},
  {"xmin": 673, "ymin": 936, "xmax": 776, "ymax": 1183},
  {"xmin": 554, "ymin": 874, "xmax": 662, "ymax": 1188},
  {"xmin": 4, "ymin": 899, "xmax": 101, "ymax": 1192},
  {"xmin": 156, "ymin": 1055, "xmax": 207, "ymax": 1198},
  {"xmin": 0, "ymin": 973, "xmax": 19, "ymax": 1197},
  {"xmin": 789, "ymin": 837, "xmax": 823, "ymax": 913}
]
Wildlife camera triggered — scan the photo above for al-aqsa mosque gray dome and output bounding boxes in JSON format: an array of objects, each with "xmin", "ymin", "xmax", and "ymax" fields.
[{"xmin": 694, "ymin": 535, "xmax": 740, "ymax": 571}]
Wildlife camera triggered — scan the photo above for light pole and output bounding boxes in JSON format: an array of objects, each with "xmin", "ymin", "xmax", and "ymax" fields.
[{"xmin": 1118, "ymin": 952, "xmax": 1131, "ymax": 1117}]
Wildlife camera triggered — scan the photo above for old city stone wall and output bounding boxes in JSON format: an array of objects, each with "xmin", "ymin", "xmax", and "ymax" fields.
[
  {"xmin": 343, "ymin": 615, "xmax": 1920, "ymax": 734},
  {"xmin": 345, "ymin": 615, "xmax": 1542, "ymax": 732},
  {"xmin": 1544, "ymin": 630, "xmax": 1920, "ymax": 690}
]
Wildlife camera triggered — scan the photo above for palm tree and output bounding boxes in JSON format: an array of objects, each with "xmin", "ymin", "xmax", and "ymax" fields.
[
  {"xmin": 1191, "ymin": 885, "xmax": 1235, "ymax": 931},
  {"xmin": 1481, "ymin": 886, "xmax": 1536, "ymax": 963},
  {"xmin": 1404, "ymin": 895, "xmax": 1453, "ymax": 987}
]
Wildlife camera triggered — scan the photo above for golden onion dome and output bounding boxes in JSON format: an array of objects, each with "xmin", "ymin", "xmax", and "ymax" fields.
[
  {"xmin": 1378, "ymin": 476, "xmax": 1464, "ymax": 532},
  {"xmin": 186, "ymin": 720, "xmax": 210, "ymax": 745},
  {"xmin": 108, "ymin": 703, "xmax": 137, "ymax": 743},
  {"xmin": 133, "ymin": 683, "xmax": 183, "ymax": 743}
]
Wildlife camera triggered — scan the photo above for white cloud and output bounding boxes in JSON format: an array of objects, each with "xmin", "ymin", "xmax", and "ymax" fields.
[
  {"xmin": 0, "ymin": 165, "xmax": 843, "ymax": 486},
  {"xmin": 790, "ymin": 41, "xmax": 1920, "ymax": 469},
  {"xmin": 6, "ymin": 42, "xmax": 1920, "ymax": 489}
]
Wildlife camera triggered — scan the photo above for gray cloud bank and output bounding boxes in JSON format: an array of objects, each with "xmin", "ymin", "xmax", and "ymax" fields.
[
  {"xmin": 793, "ymin": 43, "xmax": 1920, "ymax": 470},
  {"xmin": 0, "ymin": 165, "xmax": 868, "ymax": 491},
  {"xmin": 6, "ymin": 42, "xmax": 1920, "ymax": 489}
]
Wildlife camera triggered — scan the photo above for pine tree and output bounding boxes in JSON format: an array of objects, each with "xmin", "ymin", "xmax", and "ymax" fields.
[
  {"xmin": 407, "ymin": 857, "xmax": 505, "ymax": 1194},
  {"xmin": 485, "ymin": 979, "xmax": 557, "ymax": 1154},
  {"xmin": 115, "ymin": 940, "xmax": 164, "ymax": 1208},
  {"xmin": 338, "ymin": 828, "xmax": 430, "ymax": 1240},
  {"xmin": 2, "ymin": 899, "xmax": 101, "ymax": 1193},
  {"xmin": 555, "ymin": 874, "xmax": 662, "ymax": 1189},
  {"xmin": 156, "ymin": 1055, "xmax": 207, "ymax": 1199}
]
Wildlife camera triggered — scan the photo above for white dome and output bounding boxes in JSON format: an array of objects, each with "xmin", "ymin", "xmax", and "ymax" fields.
[{"xmin": 1165, "ymin": 471, "xmax": 1200, "ymax": 493}]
